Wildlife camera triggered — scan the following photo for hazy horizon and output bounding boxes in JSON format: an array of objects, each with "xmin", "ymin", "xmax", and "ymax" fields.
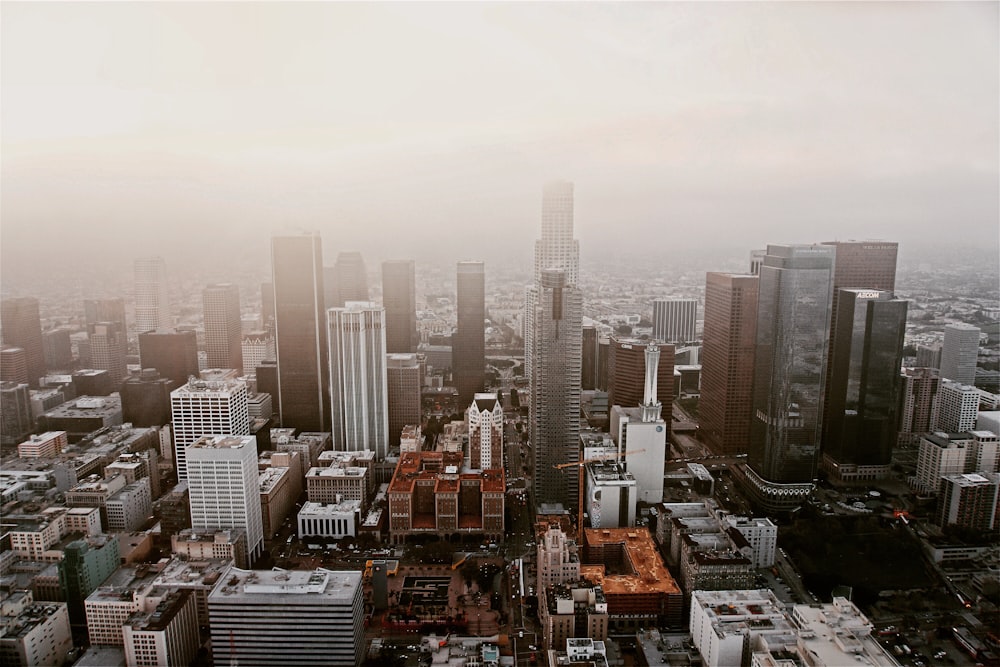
[{"xmin": 2, "ymin": 2, "xmax": 997, "ymax": 292}]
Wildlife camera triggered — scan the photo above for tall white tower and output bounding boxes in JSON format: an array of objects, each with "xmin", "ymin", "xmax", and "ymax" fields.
[
  {"xmin": 328, "ymin": 302, "xmax": 389, "ymax": 459},
  {"xmin": 134, "ymin": 257, "xmax": 172, "ymax": 332},
  {"xmin": 170, "ymin": 375, "xmax": 250, "ymax": 481},
  {"xmin": 468, "ymin": 393, "xmax": 503, "ymax": 470},
  {"xmin": 640, "ymin": 343, "xmax": 663, "ymax": 424}
]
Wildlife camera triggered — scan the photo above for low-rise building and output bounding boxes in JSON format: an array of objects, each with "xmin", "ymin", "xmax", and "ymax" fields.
[
  {"xmin": 690, "ymin": 589, "xmax": 796, "ymax": 667},
  {"xmin": 171, "ymin": 529, "xmax": 248, "ymax": 569},
  {"xmin": 17, "ymin": 432, "xmax": 68, "ymax": 459},
  {"xmin": 539, "ymin": 581, "xmax": 609, "ymax": 651},
  {"xmin": 0, "ymin": 590, "xmax": 72, "ymax": 667},
  {"xmin": 721, "ymin": 516, "xmax": 777, "ymax": 569},
  {"xmin": 298, "ymin": 500, "xmax": 361, "ymax": 539},
  {"xmin": 105, "ymin": 479, "xmax": 152, "ymax": 532},
  {"xmin": 122, "ymin": 589, "xmax": 199, "ymax": 667}
]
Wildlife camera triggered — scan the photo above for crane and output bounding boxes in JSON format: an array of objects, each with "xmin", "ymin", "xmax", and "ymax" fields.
[{"xmin": 552, "ymin": 449, "xmax": 646, "ymax": 469}]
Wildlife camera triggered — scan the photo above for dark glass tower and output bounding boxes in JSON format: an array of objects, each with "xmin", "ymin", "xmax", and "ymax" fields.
[
  {"xmin": 822, "ymin": 289, "xmax": 907, "ymax": 481},
  {"xmin": 745, "ymin": 244, "xmax": 835, "ymax": 511},
  {"xmin": 1, "ymin": 297, "xmax": 44, "ymax": 387},
  {"xmin": 453, "ymin": 261, "xmax": 485, "ymax": 406},
  {"xmin": 138, "ymin": 330, "xmax": 199, "ymax": 388},
  {"xmin": 382, "ymin": 260, "xmax": 418, "ymax": 354},
  {"xmin": 271, "ymin": 233, "xmax": 329, "ymax": 432}
]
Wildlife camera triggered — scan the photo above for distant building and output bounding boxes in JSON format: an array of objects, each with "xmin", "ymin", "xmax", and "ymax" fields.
[
  {"xmin": 898, "ymin": 367, "xmax": 941, "ymax": 446},
  {"xmin": 607, "ymin": 337, "xmax": 674, "ymax": 409},
  {"xmin": 326, "ymin": 251, "xmax": 369, "ymax": 308},
  {"xmin": 171, "ymin": 530, "xmax": 249, "ymax": 570},
  {"xmin": 83, "ymin": 298, "xmax": 127, "ymax": 333},
  {"xmin": 71, "ymin": 369, "xmax": 115, "ymax": 397},
  {"xmin": 914, "ymin": 431, "xmax": 999, "ymax": 494},
  {"xmin": 1, "ymin": 297, "xmax": 45, "ymax": 387},
  {"xmin": 935, "ymin": 381, "xmax": 981, "ymax": 433},
  {"xmin": 940, "ymin": 323, "xmax": 981, "ymax": 385},
  {"xmin": 134, "ymin": 257, "xmax": 172, "ymax": 332},
  {"xmin": 202, "ymin": 283, "xmax": 243, "ymax": 372},
  {"xmin": 17, "ymin": 431, "xmax": 68, "ymax": 459},
  {"xmin": 1, "ymin": 381, "xmax": 33, "ymax": 447},
  {"xmin": 87, "ymin": 322, "xmax": 127, "ymax": 387},
  {"xmin": 120, "ymin": 369, "xmax": 174, "ymax": 427},
  {"xmin": 138, "ymin": 330, "xmax": 199, "ymax": 389},
  {"xmin": 381, "ymin": 259, "xmax": 418, "ymax": 354},
  {"xmin": 242, "ymin": 331, "xmax": 275, "ymax": 377},
  {"xmin": 386, "ymin": 353, "xmax": 421, "ymax": 449},
  {"xmin": 454, "ymin": 260, "xmax": 486, "ymax": 405},
  {"xmin": 42, "ymin": 328, "xmax": 73, "ymax": 371},
  {"xmin": 936, "ymin": 473, "xmax": 999, "ymax": 531},
  {"xmin": 39, "ymin": 396, "xmax": 122, "ymax": 443},
  {"xmin": 0, "ymin": 346, "xmax": 29, "ymax": 385},
  {"xmin": 652, "ymin": 298, "xmax": 698, "ymax": 344},
  {"xmin": 916, "ymin": 343, "xmax": 942, "ymax": 369}
]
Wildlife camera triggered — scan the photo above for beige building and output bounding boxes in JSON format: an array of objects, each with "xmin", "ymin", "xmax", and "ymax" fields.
[
  {"xmin": 171, "ymin": 530, "xmax": 248, "ymax": 569},
  {"xmin": 0, "ymin": 591, "xmax": 72, "ymax": 667},
  {"xmin": 538, "ymin": 581, "xmax": 609, "ymax": 651},
  {"xmin": 17, "ymin": 431, "xmax": 68, "ymax": 459},
  {"xmin": 122, "ymin": 589, "xmax": 199, "ymax": 667},
  {"xmin": 258, "ymin": 466, "xmax": 298, "ymax": 538},
  {"xmin": 536, "ymin": 524, "xmax": 581, "ymax": 594},
  {"xmin": 306, "ymin": 465, "xmax": 368, "ymax": 508}
]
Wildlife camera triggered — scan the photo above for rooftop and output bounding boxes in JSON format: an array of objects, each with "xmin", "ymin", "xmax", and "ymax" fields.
[
  {"xmin": 581, "ymin": 528, "xmax": 681, "ymax": 596},
  {"xmin": 209, "ymin": 567, "xmax": 361, "ymax": 603}
]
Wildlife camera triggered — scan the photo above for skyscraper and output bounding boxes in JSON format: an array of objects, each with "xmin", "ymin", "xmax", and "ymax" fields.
[
  {"xmin": 133, "ymin": 257, "xmax": 172, "ymax": 332},
  {"xmin": 1, "ymin": 297, "xmax": 45, "ymax": 387},
  {"xmin": 468, "ymin": 393, "xmax": 503, "ymax": 470},
  {"xmin": 138, "ymin": 330, "xmax": 199, "ymax": 388},
  {"xmin": 612, "ymin": 343, "xmax": 669, "ymax": 504},
  {"xmin": 652, "ymin": 299, "xmax": 698, "ymax": 344},
  {"xmin": 607, "ymin": 336, "xmax": 674, "ymax": 409},
  {"xmin": 42, "ymin": 328, "xmax": 73, "ymax": 370},
  {"xmin": 382, "ymin": 260, "xmax": 418, "ymax": 354},
  {"xmin": 87, "ymin": 322, "xmax": 128, "ymax": 386},
  {"xmin": 821, "ymin": 289, "xmax": 907, "ymax": 481},
  {"xmin": 897, "ymin": 367, "xmax": 941, "ymax": 446},
  {"xmin": 935, "ymin": 380, "xmax": 980, "ymax": 433},
  {"xmin": 202, "ymin": 283, "xmax": 243, "ymax": 372},
  {"xmin": 744, "ymin": 244, "xmax": 835, "ymax": 512},
  {"xmin": 271, "ymin": 233, "xmax": 328, "ymax": 432},
  {"xmin": 940, "ymin": 323, "xmax": 981, "ymax": 385},
  {"xmin": 700, "ymin": 272, "xmax": 759, "ymax": 456},
  {"xmin": 325, "ymin": 251, "xmax": 368, "ymax": 309},
  {"xmin": 328, "ymin": 302, "xmax": 389, "ymax": 458},
  {"xmin": 386, "ymin": 353, "xmax": 421, "ymax": 449},
  {"xmin": 241, "ymin": 331, "xmax": 275, "ymax": 377},
  {"xmin": 83, "ymin": 298, "xmax": 127, "ymax": 332},
  {"xmin": 454, "ymin": 261, "xmax": 486, "ymax": 405},
  {"xmin": 186, "ymin": 434, "xmax": 264, "ymax": 564},
  {"xmin": 581, "ymin": 324, "xmax": 599, "ymax": 391},
  {"xmin": 170, "ymin": 375, "xmax": 250, "ymax": 482}
]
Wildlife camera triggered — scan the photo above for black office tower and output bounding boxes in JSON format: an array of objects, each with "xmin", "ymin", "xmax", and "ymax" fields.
[
  {"xmin": 1, "ymin": 297, "xmax": 45, "ymax": 387},
  {"xmin": 271, "ymin": 233, "xmax": 329, "ymax": 432},
  {"xmin": 453, "ymin": 261, "xmax": 486, "ymax": 406},
  {"xmin": 138, "ymin": 330, "xmax": 199, "ymax": 388},
  {"xmin": 382, "ymin": 260, "xmax": 418, "ymax": 354}
]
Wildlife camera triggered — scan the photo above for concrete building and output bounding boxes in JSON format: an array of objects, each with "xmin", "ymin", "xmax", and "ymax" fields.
[
  {"xmin": 387, "ymin": 451, "xmax": 504, "ymax": 544},
  {"xmin": 916, "ymin": 343, "xmax": 942, "ymax": 369},
  {"xmin": 399, "ymin": 424, "xmax": 422, "ymax": 453},
  {"xmin": 122, "ymin": 589, "xmax": 199, "ymax": 667},
  {"xmin": 468, "ymin": 393, "xmax": 503, "ymax": 470},
  {"xmin": 134, "ymin": 257, "xmax": 172, "ymax": 333},
  {"xmin": 170, "ymin": 375, "xmax": 249, "ymax": 481},
  {"xmin": 607, "ymin": 337, "xmax": 675, "ymax": 410},
  {"xmin": 58, "ymin": 535, "xmax": 121, "ymax": 628},
  {"xmin": 120, "ymin": 369, "xmax": 174, "ymax": 428},
  {"xmin": 936, "ymin": 472, "xmax": 999, "ymax": 531},
  {"xmin": 538, "ymin": 581, "xmax": 609, "ymax": 651},
  {"xmin": 328, "ymin": 301, "xmax": 389, "ymax": 458},
  {"xmin": 652, "ymin": 298, "xmax": 698, "ymax": 344},
  {"xmin": 17, "ymin": 431, "xmax": 67, "ymax": 459},
  {"xmin": 783, "ymin": 597, "xmax": 895, "ymax": 667},
  {"xmin": 584, "ymin": 461, "xmax": 637, "ymax": 529},
  {"xmin": 386, "ymin": 353, "xmax": 421, "ymax": 449},
  {"xmin": 105, "ymin": 479, "xmax": 152, "ymax": 532},
  {"xmin": 272, "ymin": 429, "xmax": 330, "ymax": 469},
  {"xmin": 171, "ymin": 530, "xmax": 249, "ymax": 570},
  {"xmin": 940, "ymin": 323, "xmax": 981, "ymax": 386},
  {"xmin": 208, "ymin": 567, "xmax": 363, "ymax": 667},
  {"xmin": 106, "ymin": 451, "xmax": 161, "ymax": 500},
  {"xmin": 1, "ymin": 382, "xmax": 33, "ymax": 447},
  {"xmin": 258, "ymin": 466, "xmax": 297, "ymax": 538},
  {"xmin": 297, "ymin": 500, "xmax": 360, "ymax": 539},
  {"xmin": 913, "ymin": 432, "xmax": 990, "ymax": 494},
  {"xmin": 42, "ymin": 328, "xmax": 73, "ymax": 371},
  {"xmin": 935, "ymin": 381, "xmax": 981, "ymax": 434},
  {"xmin": 721, "ymin": 516, "xmax": 777, "ymax": 569},
  {"xmin": 897, "ymin": 367, "xmax": 941, "ymax": 446},
  {"xmin": 0, "ymin": 591, "xmax": 72, "ymax": 667},
  {"xmin": 1, "ymin": 297, "xmax": 45, "ymax": 387},
  {"xmin": 242, "ymin": 331, "xmax": 275, "ymax": 377},
  {"xmin": 202, "ymin": 283, "xmax": 243, "ymax": 372},
  {"xmin": 186, "ymin": 435, "xmax": 263, "ymax": 564},
  {"xmin": 454, "ymin": 261, "xmax": 486, "ymax": 405},
  {"xmin": 271, "ymin": 233, "xmax": 329, "ymax": 432},
  {"xmin": 690, "ymin": 589, "xmax": 796, "ymax": 667},
  {"xmin": 39, "ymin": 396, "xmax": 122, "ymax": 443},
  {"xmin": 87, "ymin": 322, "xmax": 128, "ymax": 387},
  {"xmin": 700, "ymin": 273, "xmax": 759, "ymax": 456},
  {"xmin": 537, "ymin": 524, "xmax": 581, "ymax": 594},
  {"xmin": 0, "ymin": 346, "xmax": 29, "ymax": 385},
  {"xmin": 381, "ymin": 259, "xmax": 418, "ymax": 354}
]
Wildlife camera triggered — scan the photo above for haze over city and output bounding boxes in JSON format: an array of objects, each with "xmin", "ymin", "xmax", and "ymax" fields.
[{"xmin": 2, "ymin": 2, "xmax": 998, "ymax": 290}]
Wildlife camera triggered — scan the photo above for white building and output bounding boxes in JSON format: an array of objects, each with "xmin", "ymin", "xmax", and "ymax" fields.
[
  {"xmin": 584, "ymin": 461, "xmax": 637, "ymax": 529},
  {"xmin": 17, "ymin": 431, "xmax": 67, "ymax": 458},
  {"xmin": 328, "ymin": 302, "xmax": 389, "ymax": 459},
  {"xmin": 653, "ymin": 298, "xmax": 698, "ymax": 344},
  {"xmin": 915, "ymin": 432, "xmax": 973, "ymax": 493},
  {"xmin": 122, "ymin": 589, "xmax": 199, "ymax": 667},
  {"xmin": 185, "ymin": 435, "xmax": 263, "ymax": 564},
  {"xmin": 0, "ymin": 591, "xmax": 72, "ymax": 667},
  {"xmin": 133, "ymin": 257, "xmax": 172, "ymax": 333},
  {"xmin": 536, "ymin": 524, "xmax": 581, "ymax": 594},
  {"xmin": 722, "ymin": 516, "xmax": 778, "ymax": 569},
  {"xmin": 937, "ymin": 472, "xmax": 1000, "ymax": 530},
  {"xmin": 940, "ymin": 323, "xmax": 981, "ymax": 386},
  {"xmin": 208, "ymin": 567, "xmax": 363, "ymax": 667},
  {"xmin": 611, "ymin": 344, "xmax": 668, "ymax": 505},
  {"xmin": 241, "ymin": 331, "xmax": 275, "ymax": 377},
  {"xmin": 935, "ymin": 381, "xmax": 981, "ymax": 434},
  {"xmin": 170, "ymin": 376, "xmax": 249, "ymax": 481},
  {"xmin": 297, "ymin": 500, "xmax": 360, "ymax": 539},
  {"xmin": 106, "ymin": 479, "xmax": 152, "ymax": 532},
  {"xmin": 967, "ymin": 430, "xmax": 1000, "ymax": 473},
  {"xmin": 782, "ymin": 598, "xmax": 893, "ymax": 667},
  {"xmin": 690, "ymin": 589, "xmax": 795, "ymax": 667},
  {"xmin": 468, "ymin": 393, "xmax": 503, "ymax": 470}
]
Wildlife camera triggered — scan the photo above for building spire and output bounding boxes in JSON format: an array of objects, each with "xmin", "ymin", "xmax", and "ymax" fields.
[{"xmin": 641, "ymin": 343, "xmax": 662, "ymax": 422}]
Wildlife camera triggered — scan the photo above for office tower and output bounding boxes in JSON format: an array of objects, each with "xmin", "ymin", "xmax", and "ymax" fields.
[
  {"xmin": 749, "ymin": 249, "xmax": 766, "ymax": 275},
  {"xmin": 83, "ymin": 298, "xmax": 127, "ymax": 332},
  {"xmin": 582, "ymin": 324, "xmax": 599, "ymax": 390},
  {"xmin": 700, "ymin": 273, "xmax": 759, "ymax": 456},
  {"xmin": 469, "ymin": 393, "xmax": 503, "ymax": 470},
  {"xmin": 940, "ymin": 323, "xmax": 981, "ymax": 385},
  {"xmin": 186, "ymin": 434, "xmax": 263, "ymax": 563},
  {"xmin": 898, "ymin": 367, "xmax": 942, "ymax": 446},
  {"xmin": 386, "ymin": 353, "xmax": 421, "ymax": 449},
  {"xmin": 745, "ymin": 244, "xmax": 835, "ymax": 512},
  {"xmin": 271, "ymin": 233, "xmax": 329, "ymax": 432},
  {"xmin": 170, "ymin": 375, "xmax": 250, "ymax": 481},
  {"xmin": 328, "ymin": 302, "xmax": 388, "ymax": 458},
  {"xmin": 1, "ymin": 297, "xmax": 44, "ymax": 386},
  {"xmin": 42, "ymin": 328, "xmax": 73, "ymax": 370},
  {"xmin": 0, "ymin": 346, "xmax": 28, "ymax": 384},
  {"xmin": 71, "ymin": 369, "xmax": 115, "ymax": 397},
  {"xmin": 607, "ymin": 336, "xmax": 674, "ymax": 409},
  {"xmin": 454, "ymin": 260, "xmax": 486, "ymax": 405},
  {"xmin": 326, "ymin": 251, "xmax": 369, "ymax": 309},
  {"xmin": 87, "ymin": 322, "xmax": 128, "ymax": 386},
  {"xmin": 138, "ymin": 330, "xmax": 199, "ymax": 388},
  {"xmin": 916, "ymin": 343, "xmax": 942, "ymax": 369},
  {"xmin": 208, "ymin": 567, "xmax": 363, "ymax": 667},
  {"xmin": 531, "ymin": 270, "xmax": 583, "ymax": 510},
  {"xmin": 260, "ymin": 281, "xmax": 275, "ymax": 332},
  {"xmin": 652, "ymin": 298, "xmax": 698, "ymax": 344},
  {"xmin": 822, "ymin": 289, "xmax": 907, "ymax": 481},
  {"xmin": 821, "ymin": 240, "xmax": 898, "ymax": 292},
  {"xmin": 935, "ymin": 381, "xmax": 981, "ymax": 433},
  {"xmin": 120, "ymin": 369, "xmax": 173, "ymax": 427},
  {"xmin": 937, "ymin": 473, "xmax": 999, "ymax": 531},
  {"xmin": 133, "ymin": 257, "xmax": 172, "ymax": 332},
  {"xmin": 242, "ymin": 331, "xmax": 275, "ymax": 376},
  {"xmin": 382, "ymin": 259, "xmax": 418, "ymax": 354},
  {"xmin": 202, "ymin": 283, "xmax": 243, "ymax": 372},
  {"xmin": 1, "ymin": 381, "xmax": 33, "ymax": 447}
]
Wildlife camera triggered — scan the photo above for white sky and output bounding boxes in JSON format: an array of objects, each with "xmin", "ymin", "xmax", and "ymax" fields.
[{"xmin": 2, "ymin": 2, "xmax": 997, "ymax": 281}]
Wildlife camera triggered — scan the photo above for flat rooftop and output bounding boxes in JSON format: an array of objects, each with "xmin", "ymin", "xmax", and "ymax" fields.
[
  {"xmin": 582, "ymin": 528, "xmax": 681, "ymax": 596},
  {"xmin": 209, "ymin": 567, "xmax": 361, "ymax": 604}
]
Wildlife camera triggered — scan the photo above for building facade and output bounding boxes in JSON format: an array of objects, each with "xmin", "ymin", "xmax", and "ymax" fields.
[
  {"xmin": 133, "ymin": 257, "xmax": 172, "ymax": 333},
  {"xmin": 138, "ymin": 330, "xmax": 199, "ymax": 389},
  {"xmin": 468, "ymin": 393, "xmax": 503, "ymax": 470},
  {"xmin": 454, "ymin": 260, "xmax": 486, "ymax": 406},
  {"xmin": 652, "ymin": 298, "xmax": 698, "ymax": 344},
  {"xmin": 381, "ymin": 259, "xmax": 418, "ymax": 354},
  {"xmin": 935, "ymin": 381, "xmax": 981, "ymax": 433},
  {"xmin": 202, "ymin": 283, "xmax": 243, "ymax": 372},
  {"xmin": 1, "ymin": 297, "xmax": 45, "ymax": 387},
  {"xmin": 386, "ymin": 353, "xmax": 421, "ymax": 449},
  {"xmin": 898, "ymin": 367, "xmax": 941, "ymax": 446},
  {"xmin": 940, "ymin": 323, "xmax": 981, "ymax": 385},
  {"xmin": 170, "ymin": 376, "xmax": 250, "ymax": 481}
]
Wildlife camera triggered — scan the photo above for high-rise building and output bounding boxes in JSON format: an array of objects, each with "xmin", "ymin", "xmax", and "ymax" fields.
[
  {"xmin": 202, "ymin": 283, "xmax": 243, "ymax": 372},
  {"xmin": 186, "ymin": 434, "xmax": 264, "ymax": 563},
  {"xmin": 134, "ymin": 257, "xmax": 172, "ymax": 332},
  {"xmin": 744, "ymin": 244, "xmax": 835, "ymax": 512},
  {"xmin": 138, "ymin": 330, "xmax": 199, "ymax": 388},
  {"xmin": 381, "ymin": 260, "xmax": 418, "ymax": 354},
  {"xmin": 0, "ymin": 346, "xmax": 29, "ymax": 385},
  {"xmin": 749, "ymin": 249, "xmax": 766, "ymax": 276},
  {"xmin": 386, "ymin": 353, "xmax": 421, "ymax": 449},
  {"xmin": 121, "ymin": 369, "xmax": 174, "ymax": 427},
  {"xmin": 242, "ymin": 331, "xmax": 275, "ymax": 377},
  {"xmin": 208, "ymin": 567, "xmax": 363, "ymax": 667},
  {"xmin": 581, "ymin": 323, "xmax": 599, "ymax": 391},
  {"xmin": 170, "ymin": 375, "xmax": 250, "ymax": 482},
  {"xmin": 83, "ymin": 298, "xmax": 127, "ymax": 332},
  {"xmin": 454, "ymin": 261, "xmax": 486, "ymax": 405},
  {"xmin": 940, "ymin": 323, "xmax": 981, "ymax": 385},
  {"xmin": 42, "ymin": 328, "xmax": 73, "ymax": 370},
  {"xmin": 87, "ymin": 322, "xmax": 128, "ymax": 386},
  {"xmin": 326, "ymin": 251, "xmax": 368, "ymax": 309},
  {"xmin": 935, "ymin": 381, "xmax": 981, "ymax": 433},
  {"xmin": 468, "ymin": 393, "xmax": 503, "ymax": 470},
  {"xmin": 607, "ymin": 336, "xmax": 674, "ymax": 409},
  {"xmin": 271, "ymin": 233, "xmax": 329, "ymax": 432},
  {"xmin": 652, "ymin": 299, "xmax": 698, "ymax": 344},
  {"xmin": 822, "ymin": 290, "xmax": 907, "ymax": 482},
  {"xmin": 821, "ymin": 240, "xmax": 898, "ymax": 292},
  {"xmin": 898, "ymin": 367, "xmax": 941, "ymax": 446},
  {"xmin": 916, "ymin": 343, "xmax": 942, "ymax": 369},
  {"xmin": 1, "ymin": 381, "xmax": 33, "ymax": 447},
  {"xmin": 1, "ymin": 297, "xmax": 45, "ymax": 387},
  {"xmin": 936, "ymin": 473, "xmax": 999, "ymax": 531},
  {"xmin": 328, "ymin": 302, "xmax": 388, "ymax": 458},
  {"xmin": 700, "ymin": 273, "xmax": 759, "ymax": 456}
]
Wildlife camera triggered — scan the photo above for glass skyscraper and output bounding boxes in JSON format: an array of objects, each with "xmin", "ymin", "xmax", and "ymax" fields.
[{"xmin": 453, "ymin": 260, "xmax": 486, "ymax": 405}]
